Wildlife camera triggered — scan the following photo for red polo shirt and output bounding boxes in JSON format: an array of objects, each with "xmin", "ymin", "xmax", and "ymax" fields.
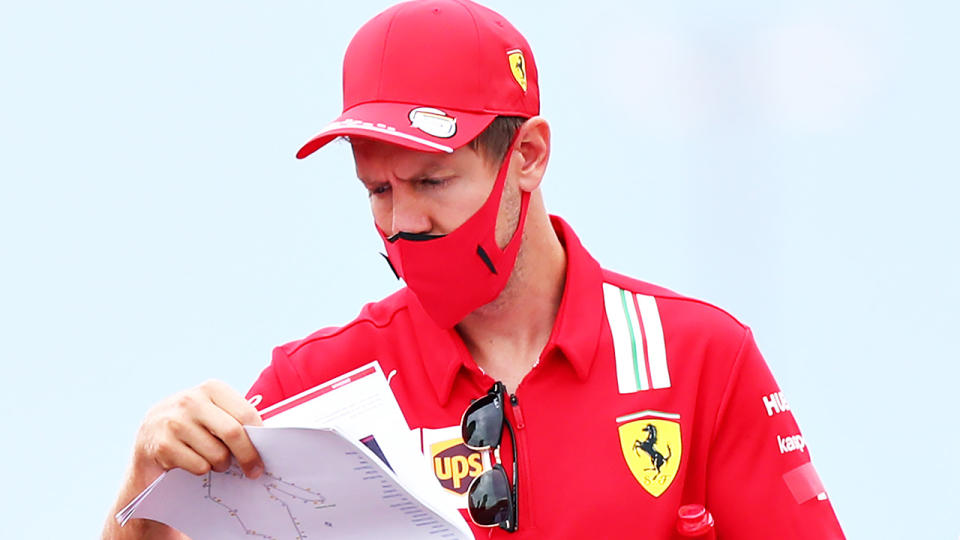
[{"xmin": 247, "ymin": 216, "xmax": 844, "ymax": 539}]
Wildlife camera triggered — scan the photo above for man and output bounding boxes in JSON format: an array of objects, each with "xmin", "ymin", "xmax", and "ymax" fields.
[{"xmin": 103, "ymin": 1, "xmax": 844, "ymax": 538}]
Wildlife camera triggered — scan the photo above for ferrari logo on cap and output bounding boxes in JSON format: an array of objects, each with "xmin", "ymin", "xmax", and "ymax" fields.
[
  {"xmin": 617, "ymin": 411, "xmax": 682, "ymax": 497},
  {"xmin": 507, "ymin": 49, "xmax": 527, "ymax": 92}
]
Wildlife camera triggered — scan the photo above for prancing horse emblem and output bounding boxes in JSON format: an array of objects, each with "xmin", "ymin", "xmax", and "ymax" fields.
[
  {"xmin": 617, "ymin": 413, "xmax": 682, "ymax": 496},
  {"xmin": 633, "ymin": 424, "xmax": 673, "ymax": 478}
]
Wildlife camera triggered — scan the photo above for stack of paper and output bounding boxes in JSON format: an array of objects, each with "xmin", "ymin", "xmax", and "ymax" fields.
[{"xmin": 116, "ymin": 362, "xmax": 472, "ymax": 540}]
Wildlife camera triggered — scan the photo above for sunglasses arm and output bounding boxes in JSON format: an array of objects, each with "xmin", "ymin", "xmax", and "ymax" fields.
[{"xmin": 504, "ymin": 417, "xmax": 519, "ymax": 531}]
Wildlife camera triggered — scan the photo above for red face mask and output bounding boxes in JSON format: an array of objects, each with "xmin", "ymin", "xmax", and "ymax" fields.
[{"xmin": 377, "ymin": 141, "xmax": 531, "ymax": 329}]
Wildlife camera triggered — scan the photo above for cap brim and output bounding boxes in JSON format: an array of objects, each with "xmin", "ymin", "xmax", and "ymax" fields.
[{"xmin": 296, "ymin": 102, "xmax": 497, "ymax": 159}]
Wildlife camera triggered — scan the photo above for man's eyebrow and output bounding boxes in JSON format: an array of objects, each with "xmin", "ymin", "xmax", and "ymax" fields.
[
  {"xmin": 407, "ymin": 167, "xmax": 456, "ymax": 180},
  {"xmin": 357, "ymin": 164, "xmax": 456, "ymax": 185}
]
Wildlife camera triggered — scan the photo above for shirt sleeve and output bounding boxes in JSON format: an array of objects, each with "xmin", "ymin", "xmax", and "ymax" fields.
[
  {"xmin": 706, "ymin": 327, "xmax": 844, "ymax": 539},
  {"xmin": 245, "ymin": 346, "xmax": 304, "ymax": 413}
]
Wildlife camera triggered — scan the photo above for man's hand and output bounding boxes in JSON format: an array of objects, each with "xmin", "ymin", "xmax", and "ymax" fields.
[
  {"xmin": 102, "ymin": 380, "xmax": 264, "ymax": 540},
  {"xmin": 136, "ymin": 380, "xmax": 264, "ymax": 479}
]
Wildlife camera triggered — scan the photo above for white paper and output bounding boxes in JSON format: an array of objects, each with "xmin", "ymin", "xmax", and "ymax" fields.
[
  {"xmin": 258, "ymin": 362, "xmax": 458, "ymax": 523},
  {"xmin": 119, "ymin": 426, "xmax": 471, "ymax": 539},
  {"xmin": 260, "ymin": 362, "xmax": 421, "ymax": 487},
  {"xmin": 116, "ymin": 361, "xmax": 472, "ymax": 539}
]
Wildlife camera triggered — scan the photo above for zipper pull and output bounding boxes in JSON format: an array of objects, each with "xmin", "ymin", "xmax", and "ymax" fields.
[{"xmin": 510, "ymin": 394, "xmax": 525, "ymax": 429}]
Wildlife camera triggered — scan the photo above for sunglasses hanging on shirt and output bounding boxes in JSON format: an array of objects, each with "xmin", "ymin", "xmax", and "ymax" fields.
[{"xmin": 460, "ymin": 381, "xmax": 519, "ymax": 533}]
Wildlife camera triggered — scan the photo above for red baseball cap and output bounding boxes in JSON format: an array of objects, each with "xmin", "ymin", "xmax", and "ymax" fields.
[{"xmin": 296, "ymin": 0, "xmax": 539, "ymax": 158}]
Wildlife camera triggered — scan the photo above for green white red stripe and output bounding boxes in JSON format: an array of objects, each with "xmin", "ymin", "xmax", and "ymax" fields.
[{"xmin": 602, "ymin": 283, "xmax": 671, "ymax": 393}]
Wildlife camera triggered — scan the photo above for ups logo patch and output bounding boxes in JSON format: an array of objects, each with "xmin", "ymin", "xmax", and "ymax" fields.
[
  {"xmin": 429, "ymin": 438, "xmax": 483, "ymax": 495},
  {"xmin": 617, "ymin": 410, "xmax": 683, "ymax": 497}
]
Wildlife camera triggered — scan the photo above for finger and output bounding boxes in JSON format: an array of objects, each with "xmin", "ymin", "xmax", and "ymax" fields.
[
  {"xmin": 152, "ymin": 434, "xmax": 218, "ymax": 476},
  {"xmin": 202, "ymin": 380, "xmax": 264, "ymax": 427},
  {"xmin": 173, "ymin": 420, "xmax": 235, "ymax": 473},
  {"xmin": 194, "ymin": 400, "xmax": 264, "ymax": 479}
]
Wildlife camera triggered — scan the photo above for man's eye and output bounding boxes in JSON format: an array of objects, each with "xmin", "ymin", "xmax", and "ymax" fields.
[
  {"xmin": 369, "ymin": 184, "xmax": 391, "ymax": 196},
  {"xmin": 419, "ymin": 177, "xmax": 447, "ymax": 188}
]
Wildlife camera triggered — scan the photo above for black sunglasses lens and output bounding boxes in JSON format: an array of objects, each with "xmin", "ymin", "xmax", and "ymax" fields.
[
  {"xmin": 462, "ymin": 394, "xmax": 504, "ymax": 448},
  {"xmin": 467, "ymin": 465, "xmax": 513, "ymax": 527}
]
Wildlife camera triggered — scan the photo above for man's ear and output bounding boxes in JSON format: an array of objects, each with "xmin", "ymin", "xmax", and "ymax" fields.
[{"xmin": 512, "ymin": 117, "xmax": 551, "ymax": 192}]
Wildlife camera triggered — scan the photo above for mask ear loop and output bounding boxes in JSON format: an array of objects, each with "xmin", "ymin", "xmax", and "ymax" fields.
[{"xmin": 474, "ymin": 129, "xmax": 532, "ymax": 275}]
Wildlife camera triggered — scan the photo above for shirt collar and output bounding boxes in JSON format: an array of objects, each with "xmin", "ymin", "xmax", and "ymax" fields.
[
  {"xmin": 541, "ymin": 215, "xmax": 604, "ymax": 381},
  {"xmin": 414, "ymin": 216, "xmax": 605, "ymax": 406}
]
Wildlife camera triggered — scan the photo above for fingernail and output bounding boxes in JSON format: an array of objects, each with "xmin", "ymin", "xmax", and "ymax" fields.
[{"xmin": 249, "ymin": 464, "xmax": 263, "ymax": 478}]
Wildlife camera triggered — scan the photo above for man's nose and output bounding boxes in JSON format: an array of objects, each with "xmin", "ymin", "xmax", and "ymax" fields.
[{"xmin": 390, "ymin": 190, "xmax": 432, "ymax": 236}]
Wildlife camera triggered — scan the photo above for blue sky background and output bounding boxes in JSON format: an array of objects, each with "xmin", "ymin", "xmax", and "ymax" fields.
[{"xmin": 1, "ymin": 1, "xmax": 957, "ymax": 537}]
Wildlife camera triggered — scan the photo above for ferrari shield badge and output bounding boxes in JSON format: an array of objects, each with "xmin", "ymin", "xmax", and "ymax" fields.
[
  {"xmin": 617, "ymin": 411, "xmax": 682, "ymax": 497},
  {"xmin": 507, "ymin": 49, "xmax": 527, "ymax": 92}
]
